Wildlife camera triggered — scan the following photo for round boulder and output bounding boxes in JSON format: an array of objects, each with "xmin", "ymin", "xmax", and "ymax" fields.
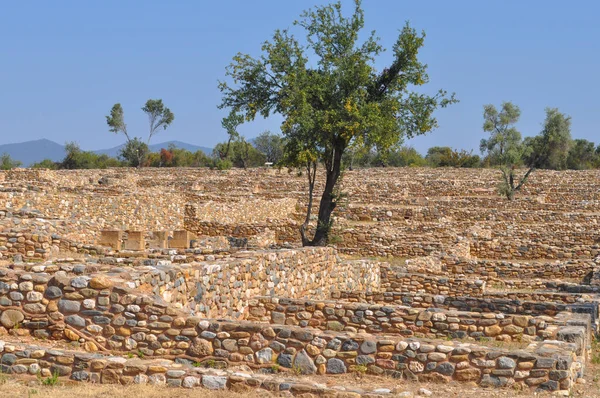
[{"xmin": 1, "ymin": 309, "xmax": 25, "ymax": 329}]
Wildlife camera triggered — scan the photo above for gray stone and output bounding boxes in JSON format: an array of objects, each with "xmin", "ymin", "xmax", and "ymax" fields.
[
  {"xmin": 71, "ymin": 277, "xmax": 88, "ymax": 288},
  {"xmin": 356, "ymin": 355, "xmax": 375, "ymax": 365},
  {"xmin": 256, "ymin": 348, "xmax": 274, "ymax": 364},
  {"xmin": 65, "ymin": 315, "xmax": 86, "ymax": 328},
  {"xmin": 277, "ymin": 353, "xmax": 293, "ymax": 368},
  {"xmin": 58, "ymin": 300, "xmax": 81, "ymax": 313},
  {"xmin": 327, "ymin": 338, "xmax": 342, "ymax": 350},
  {"xmin": 9, "ymin": 292, "xmax": 23, "ymax": 301},
  {"xmin": 435, "ymin": 362, "xmax": 455, "ymax": 376},
  {"xmin": 182, "ymin": 376, "xmax": 200, "ymax": 388},
  {"xmin": 360, "ymin": 340, "xmax": 377, "ymax": 354},
  {"xmin": 327, "ymin": 358, "xmax": 347, "ymax": 374},
  {"xmin": 45, "ymin": 286, "xmax": 63, "ymax": 299},
  {"xmin": 293, "ymin": 349, "xmax": 317, "ymax": 374},
  {"xmin": 202, "ymin": 375, "xmax": 227, "ymax": 389},
  {"xmin": 71, "ymin": 371, "xmax": 89, "ymax": 381},
  {"xmin": 497, "ymin": 356, "xmax": 516, "ymax": 369},
  {"xmin": 341, "ymin": 340, "xmax": 359, "ymax": 351},
  {"xmin": 166, "ymin": 370, "xmax": 186, "ymax": 378}
]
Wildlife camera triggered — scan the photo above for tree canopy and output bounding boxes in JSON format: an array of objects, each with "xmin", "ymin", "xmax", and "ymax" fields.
[
  {"xmin": 106, "ymin": 99, "xmax": 174, "ymax": 167},
  {"xmin": 480, "ymin": 102, "xmax": 522, "ymax": 166},
  {"xmin": 219, "ymin": 0, "xmax": 456, "ymax": 245}
]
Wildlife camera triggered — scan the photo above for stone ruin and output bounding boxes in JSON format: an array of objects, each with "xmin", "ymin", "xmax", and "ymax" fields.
[{"xmin": 0, "ymin": 167, "xmax": 599, "ymax": 396}]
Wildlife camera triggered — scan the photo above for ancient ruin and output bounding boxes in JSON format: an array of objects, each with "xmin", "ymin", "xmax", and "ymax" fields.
[{"xmin": 0, "ymin": 167, "xmax": 599, "ymax": 396}]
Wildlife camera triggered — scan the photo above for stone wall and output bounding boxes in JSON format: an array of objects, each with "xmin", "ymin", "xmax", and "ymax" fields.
[
  {"xmin": 380, "ymin": 267, "xmax": 486, "ymax": 297},
  {"xmin": 332, "ymin": 291, "xmax": 600, "ymax": 327},
  {"xmin": 245, "ymin": 296, "xmax": 574, "ymax": 343},
  {"xmin": 443, "ymin": 258, "xmax": 596, "ymax": 281},
  {"xmin": 0, "ymin": 320, "xmax": 583, "ymax": 392}
]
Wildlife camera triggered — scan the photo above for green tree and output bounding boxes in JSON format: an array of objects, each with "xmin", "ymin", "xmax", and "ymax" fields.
[
  {"xmin": 31, "ymin": 159, "xmax": 58, "ymax": 169},
  {"xmin": 480, "ymin": 102, "xmax": 522, "ymax": 166},
  {"xmin": 60, "ymin": 142, "xmax": 122, "ymax": 169},
  {"xmin": 522, "ymin": 108, "xmax": 572, "ymax": 170},
  {"xmin": 425, "ymin": 146, "xmax": 479, "ymax": 168},
  {"xmin": 425, "ymin": 146, "xmax": 453, "ymax": 167},
  {"xmin": 1, "ymin": 153, "xmax": 22, "ymax": 170},
  {"xmin": 119, "ymin": 138, "xmax": 149, "ymax": 167},
  {"xmin": 567, "ymin": 139, "xmax": 597, "ymax": 170},
  {"xmin": 253, "ymin": 131, "xmax": 285, "ymax": 164},
  {"xmin": 219, "ymin": 1, "xmax": 456, "ymax": 245},
  {"xmin": 217, "ymin": 111, "xmax": 243, "ymax": 160},
  {"xmin": 106, "ymin": 99, "xmax": 174, "ymax": 167},
  {"xmin": 500, "ymin": 108, "xmax": 572, "ymax": 200}
]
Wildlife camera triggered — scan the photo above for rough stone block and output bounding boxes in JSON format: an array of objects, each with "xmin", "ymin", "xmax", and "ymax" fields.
[
  {"xmin": 98, "ymin": 230, "xmax": 122, "ymax": 250},
  {"xmin": 124, "ymin": 231, "xmax": 145, "ymax": 251}
]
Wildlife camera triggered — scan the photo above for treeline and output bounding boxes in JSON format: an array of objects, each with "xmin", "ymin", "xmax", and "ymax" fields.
[
  {"xmin": 3, "ymin": 131, "xmax": 282, "ymax": 170},
  {"xmin": 1, "ymin": 101, "xmax": 598, "ymax": 171}
]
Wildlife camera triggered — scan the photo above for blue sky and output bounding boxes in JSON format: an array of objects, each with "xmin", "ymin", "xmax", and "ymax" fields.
[{"xmin": 2, "ymin": 1, "xmax": 599, "ymax": 153}]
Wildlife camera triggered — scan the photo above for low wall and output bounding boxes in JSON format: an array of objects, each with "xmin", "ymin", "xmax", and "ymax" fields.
[
  {"xmin": 333, "ymin": 291, "xmax": 600, "ymax": 327},
  {"xmin": 181, "ymin": 251, "xmax": 381, "ymax": 319},
  {"xmin": 444, "ymin": 259, "xmax": 596, "ymax": 281},
  {"xmin": 380, "ymin": 267, "xmax": 485, "ymax": 297},
  {"xmin": 0, "ymin": 319, "xmax": 583, "ymax": 393},
  {"xmin": 246, "ymin": 296, "xmax": 570, "ymax": 343},
  {"xmin": 0, "ymin": 229, "xmax": 106, "ymax": 260}
]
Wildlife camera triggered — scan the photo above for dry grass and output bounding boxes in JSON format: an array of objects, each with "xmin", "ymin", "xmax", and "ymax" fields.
[{"xmin": 0, "ymin": 380, "xmax": 265, "ymax": 398}]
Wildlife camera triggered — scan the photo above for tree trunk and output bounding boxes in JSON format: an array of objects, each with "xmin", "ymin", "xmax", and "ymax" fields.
[{"xmin": 308, "ymin": 146, "xmax": 343, "ymax": 246}]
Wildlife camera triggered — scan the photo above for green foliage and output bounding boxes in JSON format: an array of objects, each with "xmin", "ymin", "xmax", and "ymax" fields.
[
  {"xmin": 119, "ymin": 138, "xmax": 149, "ymax": 167},
  {"xmin": 38, "ymin": 371, "xmax": 60, "ymax": 386},
  {"xmin": 106, "ymin": 99, "xmax": 174, "ymax": 167},
  {"xmin": 106, "ymin": 103, "xmax": 128, "ymax": 136},
  {"xmin": 523, "ymin": 108, "xmax": 572, "ymax": 170},
  {"xmin": 354, "ymin": 363, "xmax": 368, "ymax": 374},
  {"xmin": 142, "ymin": 99, "xmax": 175, "ymax": 141},
  {"xmin": 480, "ymin": 102, "xmax": 523, "ymax": 166},
  {"xmin": 426, "ymin": 147, "xmax": 480, "ymax": 168},
  {"xmin": 567, "ymin": 139, "xmax": 598, "ymax": 170},
  {"xmin": 253, "ymin": 131, "xmax": 285, "ymax": 164},
  {"xmin": 217, "ymin": 111, "xmax": 244, "ymax": 160},
  {"xmin": 60, "ymin": 142, "xmax": 123, "ymax": 169},
  {"xmin": 219, "ymin": 0, "xmax": 455, "ymax": 245},
  {"xmin": 146, "ymin": 145, "xmax": 213, "ymax": 167},
  {"xmin": 216, "ymin": 158, "xmax": 233, "ymax": 170},
  {"xmin": 214, "ymin": 139, "xmax": 266, "ymax": 168},
  {"xmin": 30, "ymin": 159, "xmax": 58, "ymax": 169},
  {"xmin": 1, "ymin": 153, "xmax": 22, "ymax": 170}
]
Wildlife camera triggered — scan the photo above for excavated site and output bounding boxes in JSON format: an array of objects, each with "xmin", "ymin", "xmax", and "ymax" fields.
[{"xmin": 0, "ymin": 167, "xmax": 599, "ymax": 397}]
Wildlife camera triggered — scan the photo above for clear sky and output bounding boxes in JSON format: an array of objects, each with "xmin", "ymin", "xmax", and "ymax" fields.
[{"xmin": 2, "ymin": 0, "xmax": 599, "ymax": 154}]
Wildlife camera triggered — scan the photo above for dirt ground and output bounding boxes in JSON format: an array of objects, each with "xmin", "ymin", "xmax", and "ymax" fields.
[{"xmin": 1, "ymin": 363, "xmax": 598, "ymax": 398}]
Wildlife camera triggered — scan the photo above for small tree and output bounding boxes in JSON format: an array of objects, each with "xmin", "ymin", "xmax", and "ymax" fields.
[
  {"xmin": 500, "ymin": 108, "xmax": 572, "ymax": 200},
  {"xmin": 1, "ymin": 153, "xmax": 22, "ymax": 170},
  {"xmin": 254, "ymin": 131, "xmax": 285, "ymax": 164},
  {"xmin": 217, "ymin": 111, "xmax": 243, "ymax": 160},
  {"xmin": 480, "ymin": 102, "xmax": 522, "ymax": 166},
  {"xmin": 106, "ymin": 99, "xmax": 174, "ymax": 167},
  {"xmin": 567, "ymin": 139, "xmax": 597, "ymax": 170},
  {"xmin": 119, "ymin": 138, "xmax": 149, "ymax": 167}
]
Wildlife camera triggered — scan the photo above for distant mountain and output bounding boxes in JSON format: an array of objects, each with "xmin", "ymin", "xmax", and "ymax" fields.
[
  {"xmin": 0, "ymin": 139, "xmax": 66, "ymax": 166},
  {"xmin": 93, "ymin": 140, "xmax": 212, "ymax": 158},
  {"xmin": 0, "ymin": 139, "xmax": 212, "ymax": 166}
]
